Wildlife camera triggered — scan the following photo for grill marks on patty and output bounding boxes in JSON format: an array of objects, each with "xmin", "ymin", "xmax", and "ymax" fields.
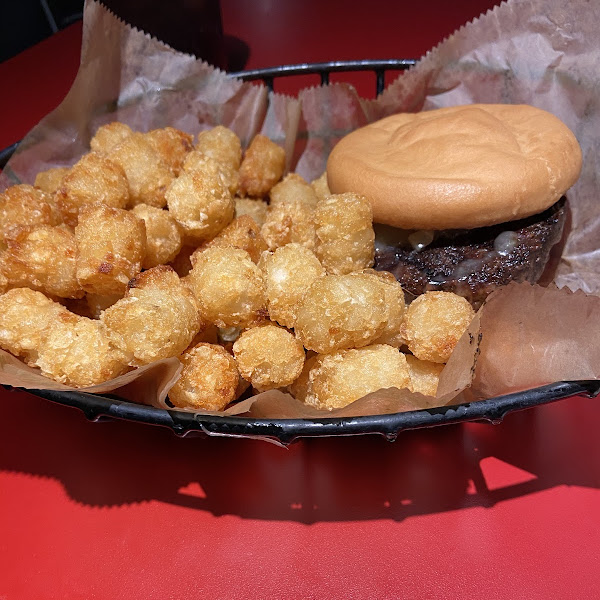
[{"xmin": 374, "ymin": 198, "xmax": 567, "ymax": 309}]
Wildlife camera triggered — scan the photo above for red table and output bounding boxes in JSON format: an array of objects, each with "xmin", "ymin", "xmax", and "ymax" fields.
[{"xmin": 1, "ymin": 2, "xmax": 599, "ymax": 598}]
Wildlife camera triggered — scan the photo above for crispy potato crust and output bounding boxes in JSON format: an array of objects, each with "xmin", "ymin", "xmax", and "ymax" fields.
[
  {"xmin": 304, "ymin": 344, "xmax": 411, "ymax": 410},
  {"xmin": 35, "ymin": 311, "xmax": 130, "ymax": 387},
  {"xmin": 166, "ymin": 159, "xmax": 234, "ymax": 242},
  {"xmin": 101, "ymin": 265, "xmax": 204, "ymax": 367},
  {"xmin": 187, "ymin": 246, "xmax": 267, "ymax": 328},
  {"xmin": 1, "ymin": 225, "xmax": 82, "ymax": 298},
  {"xmin": 238, "ymin": 134, "xmax": 285, "ymax": 198},
  {"xmin": 294, "ymin": 273, "xmax": 387, "ymax": 354},
  {"xmin": 314, "ymin": 192, "xmax": 374, "ymax": 275},
  {"xmin": 404, "ymin": 291, "xmax": 475, "ymax": 363},
  {"xmin": 56, "ymin": 152, "xmax": 130, "ymax": 227},
  {"xmin": 261, "ymin": 243, "xmax": 325, "ymax": 329},
  {"xmin": 75, "ymin": 203, "xmax": 146, "ymax": 296},
  {"xmin": 0, "ymin": 184, "xmax": 63, "ymax": 245},
  {"xmin": 233, "ymin": 324, "xmax": 305, "ymax": 391},
  {"xmin": 169, "ymin": 342, "xmax": 241, "ymax": 411}
]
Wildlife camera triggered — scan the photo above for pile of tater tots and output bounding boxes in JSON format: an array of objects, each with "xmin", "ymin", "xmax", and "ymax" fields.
[{"xmin": 0, "ymin": 123, "xmax": 475, "ymax": 411}]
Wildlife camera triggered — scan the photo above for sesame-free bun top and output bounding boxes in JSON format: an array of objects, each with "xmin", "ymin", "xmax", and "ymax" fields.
[{"xmin": 326, "ymin": 104, "xmax": 582, "ymax": 230}]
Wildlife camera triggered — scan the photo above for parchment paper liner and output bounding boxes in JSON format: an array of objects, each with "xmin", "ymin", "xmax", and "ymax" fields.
[{"xmin": 1, "ymin": 0, "xmax": 599, "ymax": 419}]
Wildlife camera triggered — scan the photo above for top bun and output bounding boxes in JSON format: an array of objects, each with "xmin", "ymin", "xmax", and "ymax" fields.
[{"xmin": 326, "ymin": 104, "xmax": 582, "ymax": 230}]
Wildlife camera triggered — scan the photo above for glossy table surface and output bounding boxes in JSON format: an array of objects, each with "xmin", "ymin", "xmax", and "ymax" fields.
[{"xmin": 1, "ymin": 2, "xmax": 600, "ymax": 598}]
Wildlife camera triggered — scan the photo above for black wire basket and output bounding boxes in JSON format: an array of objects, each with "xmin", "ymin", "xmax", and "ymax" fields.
[{"xmin": 2, "ymin": 60, "xmax": 599, "ymax": 444}]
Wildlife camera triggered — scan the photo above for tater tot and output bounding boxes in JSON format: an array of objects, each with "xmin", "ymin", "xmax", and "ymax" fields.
[
  {"xmin": 404, "ymin": 291, "xmax": 475, "ymax": 363},
  {"xmin": 75, "ymin": 203, "xmax": 146, "ymax": 296},
  {"xmin": 131, "ymin": 204, "xmax": 182, "ymax": 268},
  {"xmin": 145, "ymin": 127, "xmax": 193, "ymax": 176},
  {"xmin": 0, "ymin": 288, "xmax": 69, "ymax": 362},
  {"xmin": 304, "ymin": 344, "xmax": 411, "ymax": 410},
  {"xmin": 360, "ymin": 269, "xmax": 406, "ymax": 347},
  {"xmin": 55, "ymin": 152, "xmax": 130, "ymax": 227},
  {"xmin": 269, "ymin": 173, "xmax": 318, "ymax": 208},
  {"xmin": 1, "ymin": 225, "xmax": 82, "ymax": 298},
  {"xmin": 310, "ymin": 171, "xmax": 331, "ymax": 201},
  {"xmin": 294, "ymin": 273, "xmax": 387, "ymax": 354},
  {"xmin": 101, "ymin": 265, "xmax": 204, "ymax": 366},
  {"xmin": 193, "ymin": 215, "xmax": 267, "ymax": 264},
  {"xmin": 183, "ymin": 148, "xmax": 239, "ymax": 195},
  {"xmin": 261, "ymin": 243, "xmax": 325, "ymax": 328},
  {"xmin": 233, "ymin": 324, "xmax": 305, "ymax": 391},
  {"xmin": 234, "ymin": 197, "xmax": 268, "ymax": 227},
  {"xmin": 0, "ymin": 184, "xmax": 62, "ymax": 245},
  {"xmin": 165, "ymin": 159, "xmax": 234, "ymax": 242},
  {"xmin": 90, "ymin": 122, "xmax": 133, "ymax": 154},
  {"xmin": 169, "ymin": 343, "xmax": 241, "ymax": 411},
  {"xmin": 187, "ymin": 247, "xmax": 267, "ymax": 328},
  {"xmin": 110, "ymin": 132, "xmax": 173, "ymax": 208},
  {"xmin": 260, "ymin": 198, "xmax": 316, "ymax": 251},
  {"xmin": 34, "ymin": 167, "xmax": 69, "ymax": 194},
  {"xmin": 0, "ymin": 271, "xmax": 7, "ymax": 295},
  {"xmin": 195, "ymin": 125, "xmax": 242, "ymax": 169},
  {"xmin": 34, "ymin": 311, "xmax": 130, "ymax": 387},
  {"xmin": 405, "ymin": 354, "xmax": 444, "ymax": 397},
  {"xmin": 238, "ymin": 134, "xmax": 286, "ymax": 198},
  {"xmin": 314, "ymin": 192, "xmax": 374, "ymax": 275}
]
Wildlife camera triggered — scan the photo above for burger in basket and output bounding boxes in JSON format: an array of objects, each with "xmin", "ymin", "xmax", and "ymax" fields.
[{"xmin": 327, "ymin": 103, "xmax": 582, "ymax": 308}]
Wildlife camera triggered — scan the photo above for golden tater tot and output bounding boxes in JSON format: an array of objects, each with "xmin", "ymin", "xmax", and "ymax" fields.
[
  {"xmin": 195, "ymin": 125, "xmax": 242, "ymax": 169},
  {"xmin": 304, "ymin": 344, "xmax": 411, "ymax": 410},
  {"xmin": 0, "ymin": 184, "xmax": 62, "ymax": 245},
  {"xmin": 90, "ymin": 122, "xmax": 133, "ymax": 154},
  {"xmin": 310, "ymin": 171, "xmax": 331, "ymax": 201},
  {"xmin": 314, "ymin": 192, "xmax": 374, "ymax": 275},
  {"xmin": 0, "ymin": 271, "xmax": 7, "ymax": 295},
  {"xmin": 360, "ymin": 269, "xmax": 406, "ymax": 347},
  {"xmin": 34, "ymin": 167, "xmax": 69, "ymax": 194},
  {"xmin": 187, "ymin": 246, "xmax": 267, "ymax": 328},
  {"xmin": 194, "ymin": 215, "xmax": 267, "ymax": 264},
  {"xmin": 101, "ymin": 265, "xmax": 203, "ymax": 366},
  {"xmin": 131, "ymin": 204, "xmax": 182, "ymax": 268},
  {"xmin": 145, "ymin": 127, "xmax": 193, "ymax": 176},
  {"xmin": 85, "ymin": 292, "xmax": 122, "ymax": 319},
  {"xmin": 404, "ymin": 291, "xmax": 475, "ymax": 363},
  {"xmin": 165, "ymin": 159, "xmax": 234, "ymax": 242},
  {"xmin": 55, "ymin": 152, "xmax": 130, "ymax": 227},
  {"xmin": 405, "ymin": 354, "xmax": 444, "ymax": 397},
  {"xmin": 294, "ymin": 273, "xmax": 387, "ymax": 354},
  {"xmin": 261, "ymin": 243, "xmax": 325, "ymax": 328},
  {"xmin": 260, "ymin": 197, "xmax": 316, "ymax": 251},
  {"xmin": 233, "ymin": 324, "xmax": 305, "ymax": 392},
  {"xmin": 0, "ymin": 288, "xmax": 69, "ymax": 362},
  {"xmin": 169, "ymin": 343, "xmax": 241, "ymax": 411},
  {"xmin": 111, "ymin": 132, "xmax": 173, "ymax": 208},
  {"xmin": 238, "ymin": 134, "xmax": 285, "ymax": 198},
  {"xmin": 269, "ymin": 173, "xmax": 318, "ymax": 208},
  {"xmin": 75, "ymin": 203, "xmax": 146, "ymax": 296},
  {"xmin": 1, "ymin": 225, "xmax": 82, "ymax": 298},
  {"xmin": 34, "ymin": 311, "xmax": 130, "ymax": 387},
  {"xmin": 234, "ymin": 197, "xmax": 268, "ymax": 227},
  {"xmin": 183, "ymin": 148, "xmax": 239, "ymax": 195}
]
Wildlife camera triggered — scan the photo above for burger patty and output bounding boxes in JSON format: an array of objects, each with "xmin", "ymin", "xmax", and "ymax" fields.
[{"xmin": 374, "ymin": 198, "xmax": 567, "ymax": 308}]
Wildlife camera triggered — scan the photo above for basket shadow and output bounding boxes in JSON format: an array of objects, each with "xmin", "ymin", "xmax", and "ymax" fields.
[{"xmin": 1, "ymin": 390, "xmax": 598, "ymax": 523}]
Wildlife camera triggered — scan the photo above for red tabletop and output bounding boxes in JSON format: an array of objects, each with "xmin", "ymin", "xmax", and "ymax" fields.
[{"xmin": 1, "ymin": 2, "xmax": 600, "ymax": 599}]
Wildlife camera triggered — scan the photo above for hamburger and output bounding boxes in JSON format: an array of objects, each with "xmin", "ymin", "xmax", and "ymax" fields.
[{"xmin": 326, "ymin": 104, "xmax": 582, "ymax": 307}]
